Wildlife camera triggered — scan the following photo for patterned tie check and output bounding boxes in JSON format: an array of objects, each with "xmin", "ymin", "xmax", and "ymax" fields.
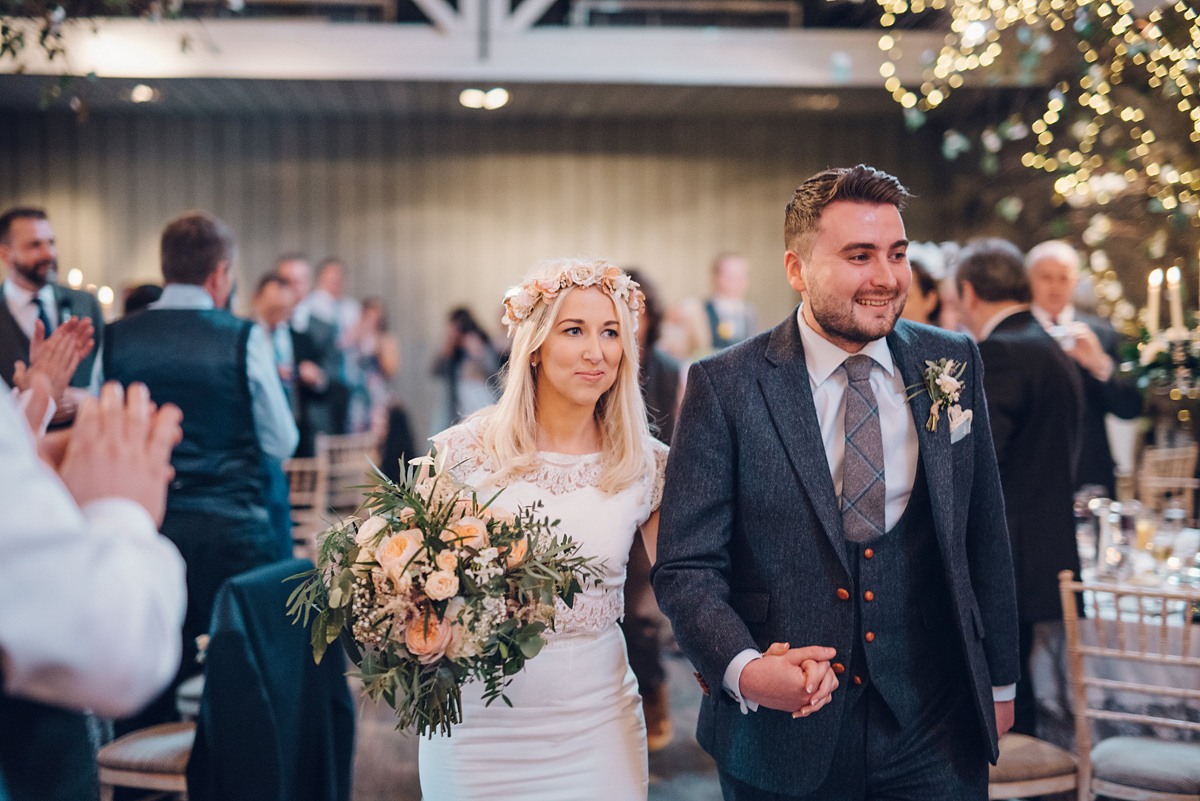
[
  {"xmin": 841, "ymin": 354, "xmax": 886, "ymax": 544},
  {"xmin": 32, "ymin": 296, "xmax": 52, "ymax": 336}
]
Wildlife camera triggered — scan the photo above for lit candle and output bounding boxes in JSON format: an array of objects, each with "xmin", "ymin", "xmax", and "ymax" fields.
[
  {"xmin": 1167, "ymin": 265, "xmax": 1184, "ymax": 335},
  {"xmin": 1147, "ymin": 268, "xmax": 1163, "ymax": 336}
]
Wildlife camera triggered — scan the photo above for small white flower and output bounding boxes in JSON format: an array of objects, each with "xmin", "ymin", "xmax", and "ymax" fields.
[
  {"xmin": 935, "ymin": 373, "xmax": 962, "ymax": 397},
  {"xmin": 355, "ymin": 516, "xmax": 389, "ymax": 546}
]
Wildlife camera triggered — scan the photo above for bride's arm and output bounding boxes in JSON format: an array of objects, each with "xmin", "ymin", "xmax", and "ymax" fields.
[{"xmin": 639, "ymin": 510, "xmax": 659, "ymax": 565}]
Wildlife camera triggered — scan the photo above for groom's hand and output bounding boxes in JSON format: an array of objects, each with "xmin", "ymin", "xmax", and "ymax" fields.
[
  {"xmin": 738, "ymin": 645, "xmax": 838, "ymax": 716},
  {"xmin": 994, "ymin": 700, "xmax": 1014, "ymax": 739}
]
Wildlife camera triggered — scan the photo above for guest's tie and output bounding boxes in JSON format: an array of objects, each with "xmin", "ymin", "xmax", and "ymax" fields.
[
  {"xmin": 32, "ymin": 296, "xmax": 52, "ymax": 336},
  {"xmin": 842, "ymin": 355, "xmax": 886, "ymax": 543}
]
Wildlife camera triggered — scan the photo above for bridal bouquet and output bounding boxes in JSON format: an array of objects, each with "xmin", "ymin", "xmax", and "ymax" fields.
[{"xmin": 287, "ymin": 451, "xmax": 600, "ymax": 737}]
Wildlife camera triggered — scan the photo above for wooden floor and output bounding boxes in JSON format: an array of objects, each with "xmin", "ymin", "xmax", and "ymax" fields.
[{"xmin": 349, "ymin": 650, "xmax": 721, "ymax": 800}]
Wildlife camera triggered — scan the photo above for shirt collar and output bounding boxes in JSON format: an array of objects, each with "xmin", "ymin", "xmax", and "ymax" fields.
[
  {"xmin": 980, "ymin": 303, "xmax": 1030, "ymax": 340},
  {"xmin": 3, "ymin": 279, "xmax": 54, "ymax": 307},
  {"xmin": 150, "ymin": 283, "xmax": 215, "ymax": 311},
  {"xmin": 795, "ymin": 304, "xmax": 895, "ymax": 386},
  {"xmin": 1030, "ymin": 303, "xmax": 1073, "ymax": 328}
]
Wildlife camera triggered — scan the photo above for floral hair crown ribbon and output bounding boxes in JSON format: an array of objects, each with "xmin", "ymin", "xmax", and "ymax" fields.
[{"xmin": 501, "ymin": 260, "xmax": 646, "ymax": 335}]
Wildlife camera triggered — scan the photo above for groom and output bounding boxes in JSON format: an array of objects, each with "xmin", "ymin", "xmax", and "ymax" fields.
[{"xmin": 652, "ymin": 165, "xmax": 1019, "ymax": 799}]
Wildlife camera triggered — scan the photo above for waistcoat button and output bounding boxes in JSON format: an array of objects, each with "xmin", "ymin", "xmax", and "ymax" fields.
[
  {"xmin": 836, "ymin": 588, "xmax": 850, "ymax": 601},
  {"xmin": 865, "ymin": 631, "xmax": 875, "ymax": 642},
  {"xmin": 864, "ymin": 591, "xmax": 874, "ymax": 601},
  {"xmin": 864, "ymin": 548, "xmax": 874, "ymax": 559}
]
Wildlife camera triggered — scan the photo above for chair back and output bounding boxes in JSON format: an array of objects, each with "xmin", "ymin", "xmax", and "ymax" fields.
[
  {"xmin": 1058, "ymin": 570, "xmax": 1200, "ymax": 798},
  {"xmin": 1138, "ymin": 445, "xmax": 1199, "ymax": 515},
  {"xmin": 283, "ymin": 454, "xmax": 330, "ymax": 558},
  {"xmin": 316, "ymin": 431, "xmax": 381, "ymax": 512}
]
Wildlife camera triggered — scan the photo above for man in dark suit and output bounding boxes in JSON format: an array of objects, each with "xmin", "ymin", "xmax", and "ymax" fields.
[
  {"xmin": 957, "ymin": 238, "xmax": 1084, "ymax": 737},
  {"xmin": 1027, "ymin": 240, "xmax": 1142, "ymax": 496},
  {"xmin": 653, "ymin": 165, "xmax": 1020, "ymax": 800},
  {"xmin": 0, "ymin": 207, "xmax": 104, "ymax": 411},
  {"xmin": 251, "ymin": 272, "xmax": 328, "ymax": 552}
]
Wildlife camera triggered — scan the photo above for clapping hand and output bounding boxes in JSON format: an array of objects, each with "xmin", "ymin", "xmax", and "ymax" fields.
[
  {"xmin": 57, "ymin": 382, "xmax": 183, "ymax": 526},
  {"xmin": 738, "ymin": 642, "xmax": 839, "ymax": 718},
  {"xmin": 12, "ymin": 317, "xmax": 94, "ymax": 398}
]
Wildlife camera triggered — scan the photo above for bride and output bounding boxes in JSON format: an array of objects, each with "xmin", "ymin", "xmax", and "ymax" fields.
[{"xmin": 418, "ymin": 259, "xmax": 667, "ymax": 801}]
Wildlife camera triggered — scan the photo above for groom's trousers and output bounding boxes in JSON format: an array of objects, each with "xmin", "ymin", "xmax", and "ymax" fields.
[{"xmin": 716, "ymin": 678, "xmax": 988, "ymax": 801}]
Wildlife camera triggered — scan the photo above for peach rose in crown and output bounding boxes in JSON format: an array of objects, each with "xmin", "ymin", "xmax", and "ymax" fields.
[
  {"xmin": 405, "ymin": 612, "xmax": 453, "ymax": 665},
  {"xmin": 376, "ymin": 529, "xmax": 423, "ymax": 585},
  {"xmin": 446, "ymin": 517, "xmax": 488, "ymax": 550},
  {"xmin": 424, "ymin": 570, "xmax": 460, "ymax": 601},
  {"xmin": 505, "ymin": 537, "xmax": 529, "ymax": 569}
]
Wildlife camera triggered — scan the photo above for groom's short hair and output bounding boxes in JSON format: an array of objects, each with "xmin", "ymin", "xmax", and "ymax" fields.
[
  {"xmin": 954, "ymin": 238, "xmax": 1032, "ymax": 303},
  {"xmin": 784, "ymin": 165, "xmax": 910, "ymax": 258}
]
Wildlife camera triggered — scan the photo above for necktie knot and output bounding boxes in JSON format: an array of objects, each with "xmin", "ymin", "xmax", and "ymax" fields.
[{"xmin": 844, "ymin": 354, "xmax": 874, "ymax": 384}]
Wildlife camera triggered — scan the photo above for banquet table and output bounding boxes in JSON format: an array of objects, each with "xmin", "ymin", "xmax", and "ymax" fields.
[{"xmin": 1030, "ymin": 534, "xmax": 1200, "ymax": 750}]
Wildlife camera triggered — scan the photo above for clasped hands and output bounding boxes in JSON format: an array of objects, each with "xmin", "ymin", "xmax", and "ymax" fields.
[{"xmin": 739, "ymin": 643, "xmax": 839, "ymax": 719}]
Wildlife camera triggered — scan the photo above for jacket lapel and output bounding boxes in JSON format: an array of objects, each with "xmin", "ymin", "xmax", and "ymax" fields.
[
  {"xmin": 888, "ymin": 323, "xmax": 955, "ymax": 551},
  {"xmin": 758, "ymin": 312, "xmax": 851, "ymax": 577}
]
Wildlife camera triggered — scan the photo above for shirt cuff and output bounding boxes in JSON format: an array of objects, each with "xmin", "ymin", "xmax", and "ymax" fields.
[
  {"xmin": 992, "ymin": 683, "xmax": 1017, "ymax": 702},
  {"xmin": 723, "ymin": 648, "xmax": 762, "ymax": 714},
  {"xmin": 81, "ymin": 498, "xmax": 159, "ymax": 542}
]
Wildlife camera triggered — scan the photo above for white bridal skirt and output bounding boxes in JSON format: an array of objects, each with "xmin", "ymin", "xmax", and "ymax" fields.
[{"xmin": 418, "ymin": 624, "xmax": 648, "ymax": 801}]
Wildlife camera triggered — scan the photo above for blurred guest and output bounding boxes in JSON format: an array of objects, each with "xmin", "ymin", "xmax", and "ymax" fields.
[
  {"xmin": 900, "ymin": 257, "xmax": 942, "ymax": 326},
  {"xmin": 122, "ymin": 283, "xmax": 163, "ymax": 317},
  {"xmin": 291, "ymin": 258, "xmax": 358, "ymax": 440},
  {"xmin": 96, "ymin": 212, "xmax": 298, "ymax": 732},
  {"xmin": 0, "ymin": 375, "xmax": 185, "ymax": 801},
  {"xmin": 253, "ymin": 273, "xmax": 328, "ymax": 456},
  {"xmin": 1027, "ymin": 240, "xmax": 1142, "ymax": 495},
  {"xmin": 431, "ymin": 307, "xmax": 499, "ymax": 431},
  {"xmin": 957, "ymin": 238, "xmax": 1084, "ymax": 737},
  {"xmin": 621, "ymin": 268, "xmax": 680, "ymax": 751},
  {"xmin": 345, "ymin": 297, "xmax": 401, "ymax": 435},
  {"xmin": 0, "ymin": 207, "xmax": 104, "ymax": 423},
  {"xmin": 703, "ymin": 252, "xmax": 758, "ymax": 352},
  {"xmin": 251, "ymin": 273, "xmax": 329, "ymax": 555}
]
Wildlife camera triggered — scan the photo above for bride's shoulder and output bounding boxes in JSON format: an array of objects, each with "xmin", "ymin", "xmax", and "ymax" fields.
[
  {"xmin": 644, "ymin": 435, "xmax": 670, "ymax": 513},
  {"xmin": 430, "ymin": 415, "xmax": 492, "ymax": 479}
]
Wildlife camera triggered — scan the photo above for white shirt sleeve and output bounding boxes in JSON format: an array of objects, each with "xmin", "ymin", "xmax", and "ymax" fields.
[
  {"xmin": 0, "ymin": 394, "xmax": 187, "ymax": 718},
  {"xmin": 723, "ymin": 648, "xmax": 762, "ymax": 714},
  {"xmin": 246, "ymin": 324, "xmax": 300, "ymax": 461},
  {"xmin": 992, "ymin": 683, "xmax": 1017, "ymax": 702}
]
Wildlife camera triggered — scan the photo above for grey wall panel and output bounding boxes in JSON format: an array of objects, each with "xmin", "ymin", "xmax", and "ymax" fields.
[{"xmin": 0, "ymin": 110, "xmax": 948, "ymax": 438}]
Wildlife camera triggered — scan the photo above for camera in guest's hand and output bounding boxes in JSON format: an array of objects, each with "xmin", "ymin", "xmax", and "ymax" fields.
[{"xmin": 1048, "ymin": 324, "xmax": 1076, "ymax": 349}]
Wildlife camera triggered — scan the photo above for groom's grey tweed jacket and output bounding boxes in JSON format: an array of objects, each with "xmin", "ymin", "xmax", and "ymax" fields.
[{"xmin": 652, "ymin": 311, "xmax": 1020, "ymax": 797}]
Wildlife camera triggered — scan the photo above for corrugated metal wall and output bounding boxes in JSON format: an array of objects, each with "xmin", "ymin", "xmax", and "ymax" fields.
[{"xmin": 0, "ymin": 110, "xmax": 947, "ymax": 436}]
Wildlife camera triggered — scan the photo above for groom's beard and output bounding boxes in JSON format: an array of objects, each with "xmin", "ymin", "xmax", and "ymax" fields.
[{"xmin": 809, "ymin": 288, "xmax": 907, "ymax": 345}]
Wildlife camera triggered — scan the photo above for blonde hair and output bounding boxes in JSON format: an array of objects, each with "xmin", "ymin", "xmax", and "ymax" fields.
[{"xmin": 476, "ymin": 258, "xmax": 654, "ymax": 494}]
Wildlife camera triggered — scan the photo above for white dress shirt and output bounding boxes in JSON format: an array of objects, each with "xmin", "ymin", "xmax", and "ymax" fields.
[
  {"xmin": 292, "ymin": 288, "xmax": 360, "ymax": 347},
  {"xmin": 3, "ymin": 279, "xmax": 60, "ymax": 339},
  {"xmin": 723, "ymin": 307, "xmax": 1015, "ymax": 710},
  {"xmin": 0, "ymin": 390, "xmax": 186, "ymax": 718},
  {"xmin": 91, "ymin": 284, "xmax": 299, "ymax": 461}
]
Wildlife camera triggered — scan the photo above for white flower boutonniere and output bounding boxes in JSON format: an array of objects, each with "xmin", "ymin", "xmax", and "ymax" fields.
[{"xmin": 905, "ymin": 358, "xmax": 966, "ymax": 432}]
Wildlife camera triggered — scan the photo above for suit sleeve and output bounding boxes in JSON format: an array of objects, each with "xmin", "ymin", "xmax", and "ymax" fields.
[
  {"xmin": 963, "ymin": 340, "xmax": 1021, "ymax": 687},
  {"xmin": 651, "ymin": 361, "xmax": 758, "ymax": 696}
]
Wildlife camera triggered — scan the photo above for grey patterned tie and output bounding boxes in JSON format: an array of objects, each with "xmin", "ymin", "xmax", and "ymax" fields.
[{"xmin": 841, "ymin": 355, "xmax": 885, "ymax": 543}]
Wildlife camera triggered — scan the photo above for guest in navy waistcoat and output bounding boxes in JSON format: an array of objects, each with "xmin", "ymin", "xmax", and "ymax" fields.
[{"xmin": 97, "ymin": 211, "xmax": 299, "ymax": 732}]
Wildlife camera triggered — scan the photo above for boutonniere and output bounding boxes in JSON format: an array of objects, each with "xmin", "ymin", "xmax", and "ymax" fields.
[{"xmin": 905, "ymin": 358, "xmax": 966, "ymax": 432}]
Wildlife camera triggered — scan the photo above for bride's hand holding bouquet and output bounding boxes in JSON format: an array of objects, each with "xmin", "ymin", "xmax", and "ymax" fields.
[{"xmin": 288, "ymin": 450, "xmax": 601, "ymax": 737}]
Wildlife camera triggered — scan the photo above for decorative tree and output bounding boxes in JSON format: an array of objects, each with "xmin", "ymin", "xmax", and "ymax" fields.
[{"xmin": 878, "ymin": 0, "xmax": 1200, "ymax": 333}]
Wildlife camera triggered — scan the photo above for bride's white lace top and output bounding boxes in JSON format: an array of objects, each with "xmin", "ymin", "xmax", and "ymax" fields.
[{"xmin": 431, "ymin": 415, "xmax": 668, "ymax": 642}]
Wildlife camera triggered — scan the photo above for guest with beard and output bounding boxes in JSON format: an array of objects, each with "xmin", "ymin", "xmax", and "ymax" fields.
[
  {"xmin": 0, "ymin": 207, "xmax": 104, "ymax": 423},
  {"xmin": 956, "ymin": 238, "xmax": 1084, "ymax": 737}
]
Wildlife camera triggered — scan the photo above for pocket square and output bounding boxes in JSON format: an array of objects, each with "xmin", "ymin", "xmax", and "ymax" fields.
[{"xmin": 949, "ymin": 404, "xmax": 972, "ymax": 443}]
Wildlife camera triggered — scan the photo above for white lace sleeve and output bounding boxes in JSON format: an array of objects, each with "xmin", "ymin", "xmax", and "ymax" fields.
[
  {"xmin": 427, "ymin": 418, "xmax": 490, "ymax": 485},
  {"xmin": 647, "ymin": 438, "xmax": 669, "ymax": 514}
]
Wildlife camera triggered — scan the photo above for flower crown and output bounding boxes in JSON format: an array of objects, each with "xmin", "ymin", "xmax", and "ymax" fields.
[{"xmin": 501, "ymin": 261, "xmax": 645, "ymax": 335}]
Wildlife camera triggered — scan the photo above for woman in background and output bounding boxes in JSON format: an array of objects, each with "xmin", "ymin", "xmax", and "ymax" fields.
[
  {"xmin": 431, "ymin": 307, "xmax": 500, "ymax": 432},
  {"xmin": 345, "ymin": 297, "xmax": 401, "ymax": 435},
  {"xmin": 901, "ymin": 257, "xmax": 942, "ymax": 326}
]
